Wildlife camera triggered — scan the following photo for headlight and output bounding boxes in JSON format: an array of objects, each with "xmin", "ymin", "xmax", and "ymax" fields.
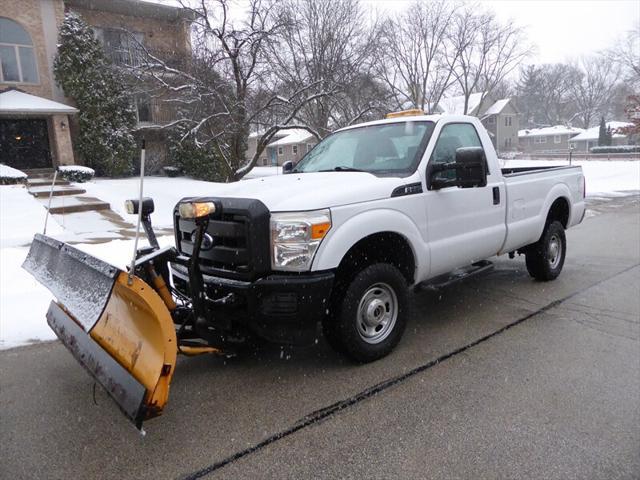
[{"xmin": 270, "ymin": 209, "xmax": 331, "ymax": 271}]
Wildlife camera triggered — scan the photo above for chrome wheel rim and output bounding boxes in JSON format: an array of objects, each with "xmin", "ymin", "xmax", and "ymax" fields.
[
  {"xmin": 548, "ymin": 234, "xmax": 562, "ymax": 269},
  {"xmin": 356, "ymin": 283, "xmax": 398, "ymax": 344}
]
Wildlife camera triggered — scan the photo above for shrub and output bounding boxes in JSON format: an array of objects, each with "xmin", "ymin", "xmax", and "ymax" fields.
[
  {"xmin": 0, "ymin": 164, "xmax": 27, "ymax": 185},
  {"xmin": 168, "ymin": 131, "xmax": 228, "ymax": 182},
  {"xmin": 590, "ymin": 145, "xmax": 640, "ymax": 154},
  {"xmin": 163, "ymin": 166, "xmax": 182, "ymax": 177},
  {"xmin": 58, "ymin": 165, "xmax": 95, "ymax": 183}
]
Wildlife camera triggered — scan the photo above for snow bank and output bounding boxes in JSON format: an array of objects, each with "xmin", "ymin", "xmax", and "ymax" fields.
[
  {"xmin": 0, "ymin": 185, "xmax": 64, "ymax": 248},
  {"xmin": 501, "ymin": 160, "xmax": 640, "ymax": 196},
  {"xmin": 0, "ymin": 164, "xmax": 27, "ymax": 179}
]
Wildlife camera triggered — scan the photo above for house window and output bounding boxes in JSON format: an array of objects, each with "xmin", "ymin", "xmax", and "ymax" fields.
[
  {"xmin": 505, "ymin": 137, "xmax": 512, "ymax": 148},
  {"xmin": 504, "ymin": 116, "xmax": 512, "ymax": 127},
  {"xmin": 93, "ymin": 27, "xmax": 144, "ymax": 66},
  {"xmin": 0, "ymin": 18, "xmax": 38, "ymax": 83},
  {"xmin": 278, "ymin": 146, "xmax": 283, "ymax": 156},
  {"xmin": 307, "ymin": 143, "xmax": 313, "ymax": 152},
  {"xmin": 554, "ymin": 135, "xmax": 562, "ymax": 144},
  {"xmin": 135, "ymin": 94, "xmax": 152, "ymax": 123},
  {"xmin": 292, "ymin": 145, "xmax": 298, "ymax": 154},
  {"xmin": 487, "ymin": 116, "xmax": 495, "ymax": 124}
]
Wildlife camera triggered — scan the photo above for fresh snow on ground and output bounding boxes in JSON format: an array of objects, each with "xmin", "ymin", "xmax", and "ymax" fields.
[
  {"xmin": 0, "ymin": 185, "xmax": 64, "ymax": 248},
  {"xmin": 1, "ymin": 161, "xmax": 638, "ymax": 350}
]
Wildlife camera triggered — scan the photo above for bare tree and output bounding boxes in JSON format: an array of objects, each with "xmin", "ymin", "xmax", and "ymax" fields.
[
  {"xmin": 447, "ymin": 7, "xmax": 532, "ymax": 114},
  {"xmin": 130, "ymin": 0, "xmax": 333, "ymax": 180},
  {"xmin": 569, "ymin": 56, "xmax": 621, "ymax": 128},
  {"xmin": 377, "ymin": 0, "xmax": 459, "ymax": 112},
  {"xmin": 267, "ymin": 0, "xmax": 379, "ymax": 136},
  {"xmin": 605, "ymin": 23, "xmax": 640, "ymax": 86}
]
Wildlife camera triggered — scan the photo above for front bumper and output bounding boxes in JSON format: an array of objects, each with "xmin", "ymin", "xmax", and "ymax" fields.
[{"xmin": 171, "ymin": 265, "xmax": 334, "ymax": 344}]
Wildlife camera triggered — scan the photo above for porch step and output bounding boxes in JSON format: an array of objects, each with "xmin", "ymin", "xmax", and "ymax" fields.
[
  {"xmin": 29, "ymin": 185, "xmax": 86, "ymax": 198},
  {"xmin": 43, "ymin": 195, "xmax": 110, "ymax": 214},
  {"xmin": 24, "ymin": 168, "xmax": 55, "ymax": 179},
  {"xmin": 27, "ymin": 179, "xmax": 71, "ymax": 187}
]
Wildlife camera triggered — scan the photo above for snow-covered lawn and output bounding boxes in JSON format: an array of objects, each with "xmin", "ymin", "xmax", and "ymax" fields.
[
  {"xmin": 1, "ymin": 161, "xmax": 638, "ymax": 350},
  {"xmin": 500, "ymin": 159, "xmax": 640, "ymax": 196}
]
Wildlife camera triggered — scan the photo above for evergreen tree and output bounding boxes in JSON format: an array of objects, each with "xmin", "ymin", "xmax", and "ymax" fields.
[
  {"xmin": 598, "ymin": 116, "xmax": 607, "ymax": 146},
  {"xmin": 605, "ymin": 125, "xmax": 613, "ymax": 146},
  {"xmin": 54, "ymin": 12, "xmax": 136, "ymax": 176}
]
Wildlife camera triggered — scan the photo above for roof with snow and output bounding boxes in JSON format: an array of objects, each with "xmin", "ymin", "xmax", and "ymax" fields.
[
  {"xmin": 267, "ymin": 129, "xmax": 315, "ymax": 146},
  {"xmin": 483, "ymin": 98, "xmax": 511, "ymax": 116},
  {"xmin": 569, "ymin": 121, "xmax": 633, "ymax": 142},
  {"xmin": 0, "ymin": 89, "xmax": 78, "ymax": 115},
  {"xmin": 518, "ymin": 125, "xmax": 584, "ymax": 138},
  {"xmin": 437, "ymin": 92, "xmax": 486, "ymax": 116}
]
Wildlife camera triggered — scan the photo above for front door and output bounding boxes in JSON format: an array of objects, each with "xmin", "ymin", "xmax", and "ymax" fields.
[
  {"xmin": 423, "ymin": 122, "xmax": 507, "ymax": 277},
  {"xmin": 0, "ymin": 118, "xmax": 52, "ymax": 170}
]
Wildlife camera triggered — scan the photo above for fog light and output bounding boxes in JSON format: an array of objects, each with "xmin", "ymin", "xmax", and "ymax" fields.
[{"xmin": 179, "ymin": 201, "xmax": 216, "ymax": 219}]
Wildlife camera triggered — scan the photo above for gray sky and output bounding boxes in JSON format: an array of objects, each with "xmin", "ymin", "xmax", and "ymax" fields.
[
  {"xmin": 148, "ymin": 0, "xmax": 639, "ymax": 65},
  {"xmin": 367, "ymin": 0, "xmax": 639, "ymax": 64}
]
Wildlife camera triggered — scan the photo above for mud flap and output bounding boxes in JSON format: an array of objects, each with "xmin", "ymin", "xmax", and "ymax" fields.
[{"xmin": 23, "ymin": 234, "xmax": 177, "ymax": 429}]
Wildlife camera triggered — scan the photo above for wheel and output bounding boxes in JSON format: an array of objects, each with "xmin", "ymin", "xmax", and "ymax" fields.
[
  {"xmin": 525, "ymin": 220, "xmax": 566, "ymax": 281},
  {"xmin": 323, "ymin": 263, "xmax": 408, "ymax": 362}
]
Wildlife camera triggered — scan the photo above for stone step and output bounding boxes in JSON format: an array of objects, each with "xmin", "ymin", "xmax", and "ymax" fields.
[
  {"xmin": 29, "ymin": 186, "xmax": 86, "ymax": 198},
  {"xmin": 24, "ymin": 168, "xmax": 55, "ymax": 175},
  {"xmin": 27, "ymin": 179, "xmax": 71, "ymax": 187},
  {"xmin": 43, "ymin": 196, "xmax": 110, "ymax": 214}
]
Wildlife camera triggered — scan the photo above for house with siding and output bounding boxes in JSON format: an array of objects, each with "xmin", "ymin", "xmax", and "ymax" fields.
[
  {"xmin": 568, "ymin": 121, "xmax": 634, "ymax": 152},
  {"xmin": 247, "ymin": 129, "xmax": 318, "ymax": 166},
  {"xmin": 435, "ymin": 92, "xmax": 519, "ymax": 153},
  {"xmin": 518, "ymin": 125, "xmax": 584, "ymax": 153},
  {"xmin": 0, "ymin": 0, "xmax": 192, "ymax": 172}
]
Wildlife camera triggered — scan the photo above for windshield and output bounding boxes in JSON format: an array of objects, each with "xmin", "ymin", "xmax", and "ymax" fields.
[{"xmin": 293, "ymin": 121, "xmax": 435, "ymax": 175}]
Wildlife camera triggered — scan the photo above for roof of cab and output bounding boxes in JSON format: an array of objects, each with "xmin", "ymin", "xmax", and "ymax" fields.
[{"xmin": 335, "ymin": 114, "xmax": 478, "ymax": 132}]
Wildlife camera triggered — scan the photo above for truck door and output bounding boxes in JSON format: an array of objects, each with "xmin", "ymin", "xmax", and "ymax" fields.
[{"xmin": 423, "ymin": 122, "xmax": 506, "ymax": 277}]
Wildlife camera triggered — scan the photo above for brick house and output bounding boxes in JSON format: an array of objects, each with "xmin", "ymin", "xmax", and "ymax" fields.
[{"xmin": 0, "ymin": 0, "xmax": 192, "ymax": 172}]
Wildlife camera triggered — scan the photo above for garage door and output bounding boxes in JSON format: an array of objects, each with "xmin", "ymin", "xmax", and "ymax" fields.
[{"xmin": 0, "ymin": 118, "xmax": 52, "ymax": 170}]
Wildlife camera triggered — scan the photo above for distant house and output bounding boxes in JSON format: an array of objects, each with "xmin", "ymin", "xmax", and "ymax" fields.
[
  {"xmin": 434, "ymin": 92, "xmax": 519, "ymax": 153},
  {"xmin": 518, "ymin": 125, "xmax": 584, "ymax": 153},
  {"xmin": 568, "ymin": 121, "xmax": 634, "ymax": 152},
  {"xmin": 247, "ymin": 129, "xmax": 318, "ymax": 166}
]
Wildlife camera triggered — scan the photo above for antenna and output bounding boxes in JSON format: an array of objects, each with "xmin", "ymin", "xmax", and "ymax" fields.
[{"xmin": 128, "ymin": 139, "xmax": 146, "ymax": 285}]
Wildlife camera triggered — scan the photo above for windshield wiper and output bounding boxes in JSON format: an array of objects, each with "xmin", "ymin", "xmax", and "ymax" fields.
[{"xmin": 319, "ymin": 166, "xmax": 365, "ymax": 172}]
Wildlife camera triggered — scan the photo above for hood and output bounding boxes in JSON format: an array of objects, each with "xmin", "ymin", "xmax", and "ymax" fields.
[{"xmin": 199, "ymin": 172, "xmax": 407, "ymax": 211}]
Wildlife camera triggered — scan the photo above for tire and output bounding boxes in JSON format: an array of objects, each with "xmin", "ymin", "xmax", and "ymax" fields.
[
  {"xmin": 525, "ymin": 220, "xmax": 566, "ymax": 281},
  {"xmin": 323, "ymin": 263, "xmax": 408, "ymax": 362}
]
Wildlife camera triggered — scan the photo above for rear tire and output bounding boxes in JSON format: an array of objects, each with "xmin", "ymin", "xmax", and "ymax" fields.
[
  {"xmin": 323, "ymin": 263, "xmax": 408, "ymax": 363},
  {"xmin": 525, "ymin": 220, "xmax": 566, "ymax": 281}
]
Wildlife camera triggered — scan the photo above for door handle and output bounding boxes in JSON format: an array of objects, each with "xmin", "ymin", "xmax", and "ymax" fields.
[{"xmin": 492, "ymin": 187, "xmax": 500, "ymax": 205}]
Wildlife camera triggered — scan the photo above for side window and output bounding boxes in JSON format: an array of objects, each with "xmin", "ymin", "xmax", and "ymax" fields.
[{"xmin": 429, "ymin": 123, "xmax": 485, "ymax": 182}]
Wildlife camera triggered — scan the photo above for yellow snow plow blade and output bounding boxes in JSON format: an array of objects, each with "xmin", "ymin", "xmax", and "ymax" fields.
[{"xmin": 23, "ymin": 234, "xmax": 177, "ymax": 429}]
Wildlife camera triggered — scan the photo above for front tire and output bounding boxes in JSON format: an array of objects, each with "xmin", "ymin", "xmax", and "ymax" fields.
[
  {"xmin": 323, "ymin": 263, "xmax": 408, "ymax": 363},
  {"xmin": 525, "ymin": 220, "xmax": 566, "ymax": 281}
]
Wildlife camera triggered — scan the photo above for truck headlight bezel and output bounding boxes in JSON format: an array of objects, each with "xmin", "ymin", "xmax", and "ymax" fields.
[{"xmin": 270, "ymin": 209, "xmax": 331, "ymax": 271}]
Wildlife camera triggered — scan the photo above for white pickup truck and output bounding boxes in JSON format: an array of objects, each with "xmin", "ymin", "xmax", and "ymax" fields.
[
  {"xmin": 168, "ymin": 112, "xmax": 586, "ymax": 362},
  {"xmin": 24, "ymin": 112, "xmax": 587, "ymax": 426}
]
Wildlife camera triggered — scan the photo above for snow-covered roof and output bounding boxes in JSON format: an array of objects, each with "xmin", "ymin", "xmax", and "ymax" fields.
[
  {"xmin": 569, "ymin": 121, "xmax": 633, "ymax": 142},
  {"xmin": 438, "ymin": 92, "xmax": 486, "ymax": 115},
  {"xmin": 0, "ymin": 89, "xmax": 78, "ymax": 115},
  {"xmin": 483, "ymin": 98, "xmax": 511, "ymax": 116},
  {"xmin": 267, "ymin": 129, "xmax": 315, "ymax": 146},
  {"xmin": 518, "ymin": 125, "xmax": 584, "ymax": 138}
]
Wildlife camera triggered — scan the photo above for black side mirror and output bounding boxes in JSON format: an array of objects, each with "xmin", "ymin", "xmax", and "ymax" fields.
[
  {"xmin": 427, "ymin": 147, "xmax": 487, "ymax": 190},
  {"xmin": 455, "ymin": 147, "xmax": 487, "ymax": 188},
  {"xmin": 282, "ymin": 161, "xmax": 294, "ymax": 174}
]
